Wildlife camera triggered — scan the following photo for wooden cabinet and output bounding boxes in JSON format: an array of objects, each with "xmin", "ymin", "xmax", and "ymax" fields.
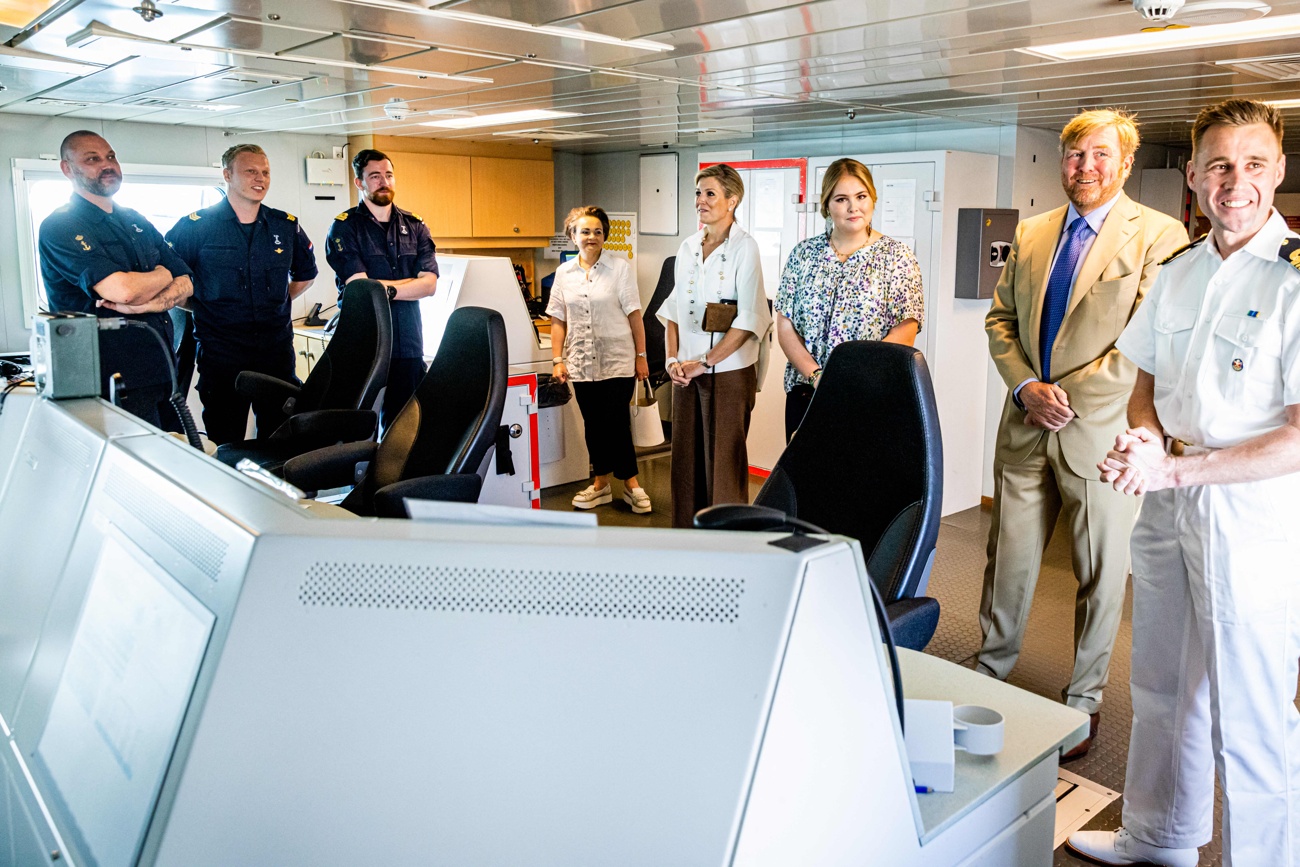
[
  {"xmin": 470, "ymin": 157, "xmax": 555, "ymax": 239},
  {"xmin": 397, "ymin": 154, "xmax": 473, "ymax": 238}
]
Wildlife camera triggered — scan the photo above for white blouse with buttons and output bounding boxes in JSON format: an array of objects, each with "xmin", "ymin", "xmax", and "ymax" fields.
[
  {"xmin": 546, "ymin": 253, "xmax": 641, "ymax": 382},
  {"xmin": 1117, "ymin": 210, "xmax": 1300, "ymax": 449},
  {"xmin": 658, "ymin": 222, "xmax": 772, "ymax": 372}
]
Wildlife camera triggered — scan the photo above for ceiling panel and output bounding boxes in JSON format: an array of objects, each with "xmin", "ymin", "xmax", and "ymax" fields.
[{"xmin": 2, "ymin": 0, "xmax": 1300, "ymax": 150}]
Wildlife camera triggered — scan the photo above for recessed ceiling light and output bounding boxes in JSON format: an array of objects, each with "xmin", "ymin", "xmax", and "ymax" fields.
[
  {"xmin": 1020, "ymin": 12, "xmax": 1300, "ymax": 60},
  {"xmin": 1265, "ymin": 97, "xmax": 1300, "ymax": 108},
  {"xmin": 421, "ymin": 109, "xmax": 578, "ymax": 129}
]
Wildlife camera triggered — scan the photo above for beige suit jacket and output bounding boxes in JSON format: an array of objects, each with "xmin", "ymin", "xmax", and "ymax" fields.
[{"xmin": 986, "ymin": 193, "xmax": 1187, "ymax": 478}]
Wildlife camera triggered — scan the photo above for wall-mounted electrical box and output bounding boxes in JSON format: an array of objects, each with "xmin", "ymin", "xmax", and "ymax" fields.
[
  {"xmin": 305, "ymin": 157, "xmax": 348, "ymax": 186},
  {"xmin": 955, "ymin": 208, "xmax": 1019, "ymax": 299}
]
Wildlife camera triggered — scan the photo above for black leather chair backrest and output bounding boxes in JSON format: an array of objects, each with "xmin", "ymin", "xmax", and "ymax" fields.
[
  {"xmin": 295, "ymin": 280, "xmax": 392, "ymax": 413},
  {"xmin": 343, "ymin": 306, "xmax": 507, "ymax": 514},
  {"xmin": 755, "ymin": 341, "xmax": 943, "ymax": 603},
  {"xmin": 641, "ymin": 256, "xmax": 676, "ymax": 379}
]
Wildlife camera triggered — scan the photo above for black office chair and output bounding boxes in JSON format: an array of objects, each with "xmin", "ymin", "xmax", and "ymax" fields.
[
  {"xmin": 282, "ymin": 306, "xmax": 508, "ymax": 518},
  {"xmin": 215, "ymin": 280, "xmax": 392, "ymax": 473},
  {"xmin": 696, "ymin": 341, "xmax": 943, "ymax": 651}
]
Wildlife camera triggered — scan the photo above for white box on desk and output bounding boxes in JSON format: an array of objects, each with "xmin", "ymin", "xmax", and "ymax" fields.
[{"xmin": 904, "ymin": 698, "xmax": 955, "ymax": 793}]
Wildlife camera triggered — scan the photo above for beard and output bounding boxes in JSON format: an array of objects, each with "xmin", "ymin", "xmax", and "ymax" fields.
[
  {"xmin": 366, "ymin": 188, "xmax": 394, "ymax": 206},
  {"xmin": 79, "ymin": 170, "xmax": 121, "ymax": 197},
  {"xmin": 1065, "ymin": 173, "xmax": 1125, "ymax": 212}
]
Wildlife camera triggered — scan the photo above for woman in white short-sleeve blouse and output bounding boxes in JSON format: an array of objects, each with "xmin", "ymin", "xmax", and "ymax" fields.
[{"xmin": 776, "ymin": 158, "xmax": 924, "ymax": 438}]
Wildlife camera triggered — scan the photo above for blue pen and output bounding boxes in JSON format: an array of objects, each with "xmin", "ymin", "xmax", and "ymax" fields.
[{"xmin": 915, "ymin": 785, "xmax": 933, "ymax": 794}]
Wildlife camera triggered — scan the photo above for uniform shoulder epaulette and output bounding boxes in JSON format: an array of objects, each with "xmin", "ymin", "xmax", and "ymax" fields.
[
  {"xmin": 285, "ymin": 212, "xmax": 296, "ymax": 222},
  {"xmin": 1159, "ymin": 234, "xmax": 1207, "ymax": 266},
  {"xmin": 188, "ymin": 212, "xmax": 201, "ymax": 221},
  {"xmin": 335, "ymin": 211, "xmax": 349, "ymax": 221},
  {"xmin": 1280, "ymin": 237, "xmax": 1300, "ymax": 273},
  {"xmin": 407, "ymin": 211, "xmax": 424, "ymax": 223}
]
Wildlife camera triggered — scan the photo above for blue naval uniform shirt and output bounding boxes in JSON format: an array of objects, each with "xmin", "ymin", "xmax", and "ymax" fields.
[
  {"xmin": 165, "ymin": 199, "xmax": 318, "ymax": 369},
  {"xmin": 325, "ymin": 202, "xmax": 438, "ymax": 360},
  {"xmin": 39, "ymin": 193, "xmax": 192, "ymax": 387}
]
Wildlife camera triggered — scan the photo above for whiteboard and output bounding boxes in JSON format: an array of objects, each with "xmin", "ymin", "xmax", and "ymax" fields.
[{"xmin": 639, "ymin": 153, "xmax": 678, "ymax": 235}]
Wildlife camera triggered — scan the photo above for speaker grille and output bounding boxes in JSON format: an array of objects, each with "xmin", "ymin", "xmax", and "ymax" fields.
[
  {"xmin": 105, "ymin": 469, "xmax": 228, "ymax": 581},
  {"xmin": 299, "ymin": 562, "xmax": 745, "ymax": 623}
]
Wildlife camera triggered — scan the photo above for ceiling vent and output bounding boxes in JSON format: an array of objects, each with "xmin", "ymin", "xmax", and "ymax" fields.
[
  {"xmin": 27, "ymin": 97, "xmax": 94, "ymax": 108},
  {"xmin": 493, "ymin": 128, "xmax": 605, "ymax": 141},
  {"xmin": 127, "ymin": 97, "xmax": 237, "ymax": 111},
  {"xmin": 1173, "ymin": 0, "xmax": 1270, "ymax": 24},
  {"xmin": 1220, "ymin": 54, "xmax": 1300, "ymax": 80}
]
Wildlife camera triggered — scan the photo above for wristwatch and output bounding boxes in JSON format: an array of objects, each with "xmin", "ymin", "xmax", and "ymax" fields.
[
  {"xmin": 698, "ymin": 353, "xmax": 713, "ymax": 369},
  {"xmin": 665, "ymin": 356, "xmax": 679, "ymax": 369},
  {"xmin": 385, "ymin": 284, "xmax": 397, "ymax": 301},
  {"xmin": 636, "ymin": 351, "xmax": 647, "ymax": 358},
  {"xmin": 552, "ymin": 357, "xmax": 564, "ymax": 365}
]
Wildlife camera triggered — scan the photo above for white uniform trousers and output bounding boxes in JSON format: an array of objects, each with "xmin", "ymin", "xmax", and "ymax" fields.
[{"xmin": 1123, "ymin": 477, "xmax": 1300, "ymax": 865}]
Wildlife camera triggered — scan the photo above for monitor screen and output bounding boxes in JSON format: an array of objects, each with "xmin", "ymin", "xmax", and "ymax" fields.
[
  {"xmin": 34, "ymin": 529, "xmax": 214, "ymax": 867},
  {"xmin": 559, "ymin": 249, "xmax": 578, "ymax": 264}
]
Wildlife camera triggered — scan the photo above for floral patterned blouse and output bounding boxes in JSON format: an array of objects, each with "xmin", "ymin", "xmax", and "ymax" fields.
[{"xmin": 775, "ymin": 232, "xmax": 925, "ymax": 393}]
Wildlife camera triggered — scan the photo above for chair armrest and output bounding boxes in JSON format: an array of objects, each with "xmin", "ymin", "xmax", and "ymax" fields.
[
  {"xmin": 885, "ymin": 596, "xmax": 940, "ymax": 652},
  {"xmin": 373, "ymin": 474, "xmax": 484, "ymax": 518},
  {"xmin": 280, "ymin": 409, "xmax": 377, "ymax": 444},
  {"xmin": 693, "ymin": 503, "xmax": 791, "ymax": 531},
  {"xmin": 282, "ymin": 441, "xmax": 377, "ymax": 491},
  {"xmin": 235, "ymin": 371, "xmax": 301, "ymax": 404}
]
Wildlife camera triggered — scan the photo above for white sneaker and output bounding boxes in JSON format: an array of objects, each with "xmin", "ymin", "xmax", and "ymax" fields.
[
  {"xmin": 623, "ymin": 486, "xmax": 652, "ymax": 514},
  {"xmin": 572, "ymin": 484, "xmax": 612, "ymax": 509},
  {"xmin": 1066, "ymin": 829, "xmax": 1199, "ymax": 867}
]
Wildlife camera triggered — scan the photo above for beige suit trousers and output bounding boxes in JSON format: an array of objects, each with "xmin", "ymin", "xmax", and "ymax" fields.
[{"xmin": 977, "ymin": 429, "xmax": 1137, "ymax": 714}]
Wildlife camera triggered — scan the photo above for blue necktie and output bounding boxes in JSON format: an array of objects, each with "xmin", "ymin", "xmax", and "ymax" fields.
[{"xmin": 1039, "ymin": 216, "xmax": 1093, "ymax": 383}]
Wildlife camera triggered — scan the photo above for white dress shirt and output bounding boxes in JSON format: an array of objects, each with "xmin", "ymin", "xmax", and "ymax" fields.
[
  {"xmin": 658, "ymin": 222, "xmax": 772, "ymax": 373},
  {"xmin": 546, "ymin": 253, "xmax": 641, "ymax": 382},
  {"xmin": 1117, "ymin": 209, "xmax": 1300, "ymax": 449}
]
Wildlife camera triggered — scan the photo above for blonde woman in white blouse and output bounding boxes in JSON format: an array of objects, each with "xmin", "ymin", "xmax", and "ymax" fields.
[
  {"xmin": 658, "ymin": 164, "xmax": 773, "ymax": 528},
  {"xmin": 548, "ymin": 206, "xmax": 652, "ymax": 514}
]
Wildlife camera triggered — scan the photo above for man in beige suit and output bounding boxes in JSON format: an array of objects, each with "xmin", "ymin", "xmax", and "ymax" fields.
[{"xmin": 979, "ymin": 108, "xmax": 1187, "ymax": 759}]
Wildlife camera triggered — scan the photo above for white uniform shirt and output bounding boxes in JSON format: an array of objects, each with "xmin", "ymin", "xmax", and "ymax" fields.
[
  {"xmin": 1117, "ymin": 210, "xmax": 1300, "ymax": 449},
  {"xmin": 546, "ymin": 254, "xmax": 641, "ymax": 382},
  {"xmin": 658, "ymin": 223, "xmax": 772, "ymax": 373}
]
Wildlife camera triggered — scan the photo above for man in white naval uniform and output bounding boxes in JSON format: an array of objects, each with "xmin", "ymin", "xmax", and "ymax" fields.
[{"xmin": 1067, "ymin": 99, "xmax": 1300, "ymax": 867}]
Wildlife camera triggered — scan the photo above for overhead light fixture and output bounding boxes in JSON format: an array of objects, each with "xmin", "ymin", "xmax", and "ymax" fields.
[
  {"xmin": 333, "ymin": 0, "xmax": 671, "ymax": 52},
  {"xmin": 421, "ymin": 109, "xmax": 578, "ymax": 129},
  {"xmin": 493, "ymin": 129, "xmax": 606, "ymax": 141},
  {"xmin": 1020, "ymin": 11, "xmax": 1300, "ymax": 60},
  {"xmin": 0, "ymin": 44, "xmax": 102, "ymax": 74},
  {"xmin": 65, "ymin": 19, "xmax": 492, "ymax": 84},
  {"xmin": 1265, "ymin": 97, "xmax": 1300, "ymax": 108}
]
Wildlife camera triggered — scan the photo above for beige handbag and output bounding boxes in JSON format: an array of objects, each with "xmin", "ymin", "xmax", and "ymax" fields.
[{"xmin": 629, "ymin": 381, "xmax": 665, "ymax": 447}]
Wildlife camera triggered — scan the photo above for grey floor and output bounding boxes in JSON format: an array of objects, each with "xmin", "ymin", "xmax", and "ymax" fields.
[{"xmin": 541, "ymin": 453, "xmax": 1227, "ymax": 866}]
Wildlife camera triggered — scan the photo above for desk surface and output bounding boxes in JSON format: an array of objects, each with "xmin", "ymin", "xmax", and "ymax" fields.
[{"xmin": 900, "ymin": 648, "xmax": 1089, "ymax": 843}]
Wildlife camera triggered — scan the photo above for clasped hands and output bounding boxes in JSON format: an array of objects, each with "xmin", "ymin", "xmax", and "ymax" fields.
[
  {"xmin": 1097, "ymin": 427, "xmax": 1176, "ymax": 495},
  {"xmin": 1019, "ymin": 381, "xmax": 1075, "ymax": 431},
  {"xmin": 668, "ymin": 360, "xmax": 707, "ymax": 386}
]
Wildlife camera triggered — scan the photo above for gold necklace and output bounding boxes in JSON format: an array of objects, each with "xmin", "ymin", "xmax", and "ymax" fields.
[{"xmin": 830, "ymin": 230, "xmax": 871, "ymax": 262}]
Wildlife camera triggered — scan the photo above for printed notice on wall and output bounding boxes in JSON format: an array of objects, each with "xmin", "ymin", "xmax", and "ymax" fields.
[{"xmin": 878, "ymin": 179, "xmax": 916, "ymax": 239}]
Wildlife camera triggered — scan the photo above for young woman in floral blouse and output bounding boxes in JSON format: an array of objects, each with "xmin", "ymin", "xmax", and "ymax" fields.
[{"xmin": 775, "ymin": 158, "xmax": 925, "ymax": 439}]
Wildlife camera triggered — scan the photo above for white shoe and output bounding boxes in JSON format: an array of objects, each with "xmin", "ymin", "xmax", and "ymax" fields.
[
  {"xmin": 1066, "ymin": 829, "xmax": 1198, "ymax": 867},
  {"xmin": 572, "ymin": 484, "xmax": 612, "ymax": 509},
  {"xmin": 623, "ymin": 486, "xmax": 652, "ymax": 514}
]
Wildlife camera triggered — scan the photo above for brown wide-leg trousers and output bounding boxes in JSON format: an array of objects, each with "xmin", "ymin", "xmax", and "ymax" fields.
[{"xmin": 670, "ymin": 365, "xmax": 757, "ymax": 529}]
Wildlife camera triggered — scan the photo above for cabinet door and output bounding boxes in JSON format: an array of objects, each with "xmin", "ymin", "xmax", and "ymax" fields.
[
  {"xmin": 398, "ymin": 153, "xmax": 473, "ymax": 238},
  {"xmin": 470, "ymin": 157, "xmax": 554, "ymax": 237},
  {"xmin": 294, "ymin": 334, "xmax": 313, "ymax": 381}
]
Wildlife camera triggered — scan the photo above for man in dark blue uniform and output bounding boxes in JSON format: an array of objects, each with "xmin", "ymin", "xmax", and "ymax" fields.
[
  {"xmin": 166, "ymin": 144, "xmax": 317, "ymax": 444},
  {"xmin": 325, "ymin": 148, "xmax": 438, "ymax": 432},
  {"xmin": 38, "ymin": 130, "xmax": 193, "ymax": 429}
]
